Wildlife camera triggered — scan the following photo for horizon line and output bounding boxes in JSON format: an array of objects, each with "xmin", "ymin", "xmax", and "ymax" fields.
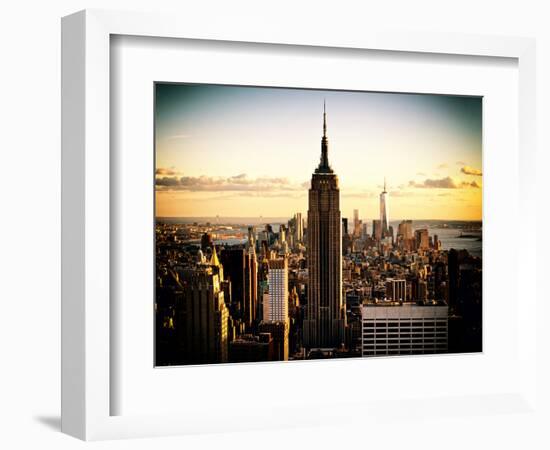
[{"xmin": 156, "ymin": 216, "xmax": 482, "ymax": 222}]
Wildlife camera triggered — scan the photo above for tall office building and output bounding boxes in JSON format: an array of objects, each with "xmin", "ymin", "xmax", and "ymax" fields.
[
  {"xmin": 397, "ymin": 220, "xmax": 413, "ymax": 240},
  {"xmin": 245, "ymin": 246, "xmax": 258, "ymax": 327},
  {"xmin": 247, "ymin": 226, "xmax": 255, "ymax": 249},
  {"xmin": 415, "ymin": 228, "xmax": 430, "ymax": 250},
  {"xmin": 372, "ymin": 219, "xmax": 382, "ymax": 241},
  {"xmin": 221, "ymin": 247, "xmax": 256, "ymax": 329},
  {"xmin": 263, "ymin": 258, "xmax": 288, "ymax": 322},
  {"xmin": 380, "ymin": 177, "xmax": 390, "ymax": 237},
  {"xmin": 353, "ymin": 209, "xmax": 360, "ymax": 237},
  {"xmin": 304, "ymin": 103, "xmax": 345, "ymax": 349},
  {"xmin": 396, "ymin": 220, "xmax": 413, "ymax": 250},
  {"xmin": 260, "ymin": 257, "xmax": 289, "ymax": 360},
  {"xmin": 176, "ymin": 256, "xmax": 229, "ymax": 364},
  {"xmin": 279, "ymin": 224, "xmax": 286, "ymax": 244},
  {"xmin": 294, "ymin": 212, "xmax": 303, "ymax": 243},
  {"xmin": 342, "ymin": 217, "xmax": 349, "ymax": 236},
  {"xmin": 361, "ymin": 222, "xmax": 369, "ymax": 240}
]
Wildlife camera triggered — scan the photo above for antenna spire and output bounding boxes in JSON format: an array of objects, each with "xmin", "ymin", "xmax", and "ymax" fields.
[
  {"xmin": 323, "ymin": 99, "xmax": 327, "ymax": 137},
  {"xmin": 316, "ymin": 101, "xmax": 333, "ymax": 173}
]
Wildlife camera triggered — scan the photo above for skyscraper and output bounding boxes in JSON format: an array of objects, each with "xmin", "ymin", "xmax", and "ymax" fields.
[
  {"xmin": 245, "ymin": 246, "xmax": 258, "ymax": 327},
  {"xmin": 176, "ymin": 251, "xmax": 229, "ymax": 364},
  {"xmin": 260, "ymin": 258, "xmax": 289, "ymax": 361},
  {"xmin": 380, "ymin": 177, "xmax": 390, "ymax": 237},
  {"xmin": 304, "ymin": 103, "xmax": 345, "ymax": 349},
  {"xmin": 397, "ymin": 220, "xmax": 413, "ymax": 240},
  {"xmin": 294, "ymin": 212, "xmax": 303, "ymax": 243},
  {"xmin": 220, "ymin": 247, "xmax": 256, "ymax": 329},
  {"xmin": 342, "ymin": 217, "xmax": 349, "ymax": 236},
  {"xmin": 415, "ymin": 228, "xmax": 430, "ymax": 250},
  {"xmin": 353, "ymin": 209, "xmax": 360, "ymax": 237},
  {"xmin": 263, "ymin": 258, "xmax": 288, "ymax": 322},
  {"xmin": 372, "ymin": 219, "xmax": 382, "ymax": 241}
]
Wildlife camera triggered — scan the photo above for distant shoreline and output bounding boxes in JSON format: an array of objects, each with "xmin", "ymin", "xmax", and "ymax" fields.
[{"xmin": 156, "ymin": 217, "xmax": 483, "ymax": 225}]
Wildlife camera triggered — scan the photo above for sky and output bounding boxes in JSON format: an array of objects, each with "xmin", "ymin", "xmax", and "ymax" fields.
[{"xmin": 155, "ymin": 83, "xmax": 482, "ymax": 221}]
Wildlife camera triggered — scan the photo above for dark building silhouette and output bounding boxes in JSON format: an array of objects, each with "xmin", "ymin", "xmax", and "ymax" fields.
[
  {"xmin": 174, "ymin": 255, "xmax": 229, "ymax": 365},
  {"xmin": 447, "ymin": 249, "xmax": 482, "ymax": 353},
  {"xmin": 220, "ymin": 247, "xmax": 257, "ymax": 330},
  {"xmin": 448, "ymin": 249, "xmax": 459, "ymax": 312},
  {"xmin": 244, "ymin": 247, "xmax": 258, "ymax": 328},
  {"xmin": 258, "ymin": 321, "xmax": 289, "ymax": 361},
  {"xmin": 200, "ymin": 232, "xmax": 213, "ymax": 252},
  {"xmin": 229, "ymin": 333, "xmax": 274, "ymax": 363},
  {"xmin": 220, "ymin": 248, "xmax": 246, "ymax": 321}
]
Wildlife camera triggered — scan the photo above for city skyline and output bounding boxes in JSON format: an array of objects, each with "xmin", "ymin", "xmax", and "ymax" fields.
[
  {"xmin": 155, "ymin": 83, "xmax": 483, "ymax": 221},
  {"xmin": 155, "ymin": 92, "xmax": 482, "ymax": 365}
]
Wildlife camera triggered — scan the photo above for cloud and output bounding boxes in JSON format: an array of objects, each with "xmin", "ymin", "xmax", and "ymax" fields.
[
  {"xmin": 461, "ymin": 180, "xmax": 481, "ymax": 189},
  {"xmin": 437, "ymin": 164, "xmax": 448, "ymax": 169},
  {"xmin": 416, "ymin": 172, "xmax": 426, "ymax": 177},
  {"xmin": 155, "ymin": 167, "xmax": 179, "ymax": 176},
  {"xmin": 409, "ymin": 176, "xmax": 480, "ymax": 189},
  {"xmin": 460, "ymin": 166, "xmax": 483, "ymax": 176},
  {"xmin": 155, "ymin": 173, "xmax": 303, "ymax": 192},
  {"xmin": 456, "ymin": 161, "xmax": 466, "ymax": 166},
  {"xmin": 409, "ymin": 176, "xmax": 457, "ymax": 189}
]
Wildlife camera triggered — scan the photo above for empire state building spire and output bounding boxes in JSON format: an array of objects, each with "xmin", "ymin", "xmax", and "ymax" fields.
[
  {"xmin": 316, "ymin": 101, "xmax": 333, "ymax": 174},
  {"xmin": 323, "ymin": 100, "xmax": 327, "ymax": 137},
  {"xmin": 305, "ymin": 101, "xmax": 344, "ymax": 350}
]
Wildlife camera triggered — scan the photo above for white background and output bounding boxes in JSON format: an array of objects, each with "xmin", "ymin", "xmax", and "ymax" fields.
[{"xmin": 0, "ymin": 1, "xmax": 548, "ymax": 449}]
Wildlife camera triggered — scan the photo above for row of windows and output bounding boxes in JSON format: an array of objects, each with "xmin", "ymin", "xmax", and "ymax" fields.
[
  {"xmin": 363, "ymin": 322, "xmax": 447, "ymax": 329},
  {"xmin": 363, "ymin": 329, "xmax": 447, "ymax": 335},
  {"xmin": 363, "ymin": 328, "xmax": 447, "ymax": 333},
  {"xmin": 362, "ymin": 335, "xmax": 447, "ymax": 341},
  {"xmin": 363, "ymin": 341, "xmax": 447, "ymax": 346},
  {"xmin": 363, "ymin": 337, "xmax": 447, "ymax": 342},
  {"xmin": 363, "ymin": 334, "xmax": 446, "ymax": 339},
  {"xmin": 362, "ymin": 342, "xmax": 447, "ymax": 346},
  {"xmin": 363, "ymin": 319, "xmax": 447, "ymax": 322},
  {"xmin": 363, "ymin": 339, "xmax": 447, "ymax": 343},
  {"xmin": 363, "ymin": 335, "xmax": 446, "ymax": 340},
  {"xmin": 363, "ymin": 321, "xmax": 446, "ymax": 327},
  {"xmin": 362, "ymin": 350, "xmax": 446, "ymax": 356}
]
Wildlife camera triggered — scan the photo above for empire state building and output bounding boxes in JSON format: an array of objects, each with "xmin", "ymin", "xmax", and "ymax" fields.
[{"xmin": 304, "ymin": 104, "xmax": 345, "ymax": 349}]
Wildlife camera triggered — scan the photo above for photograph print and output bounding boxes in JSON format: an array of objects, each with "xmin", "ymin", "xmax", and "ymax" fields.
[{"xmin": 154, "ymin": 83, "xmax": 482, "ymax": 366}]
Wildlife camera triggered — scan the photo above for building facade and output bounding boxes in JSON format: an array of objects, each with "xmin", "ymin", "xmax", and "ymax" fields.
[
  {"xmin": 360, "ymin": 302, "xmax": 448, "ymax": 356},
  {"xmin": 220, "ymin": 247, "xmax": 257, "ymax": 330},
  {"xmin": 176, "ymin": 258, "xmax": 230, "ymax": 364},
  {"xmin": 294, "ymin": 212, "xmax": 303, "ymax": 243},
  {"xmin": 263, "ymin": 258, "xmax": 288, "ymax": 322},
  {"xmin": 385, "ymin": 279, "xmax": 407, "ymax": 301},
  {"xmin": 415, "ymin": 228, "xmax": 430, "ymax": 251},
  {"xmin": 372, "ymin": 219, "xmax": 382, "ymax": 241},
  {"xmin": 304, "ymin": 104, "xmax": 345, "ymax": 349}
]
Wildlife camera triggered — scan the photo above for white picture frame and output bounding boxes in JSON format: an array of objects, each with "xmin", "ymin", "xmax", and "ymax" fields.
[{"xmin": 61, "ymin": 9, "xmax": 537, "ymax": 441}]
